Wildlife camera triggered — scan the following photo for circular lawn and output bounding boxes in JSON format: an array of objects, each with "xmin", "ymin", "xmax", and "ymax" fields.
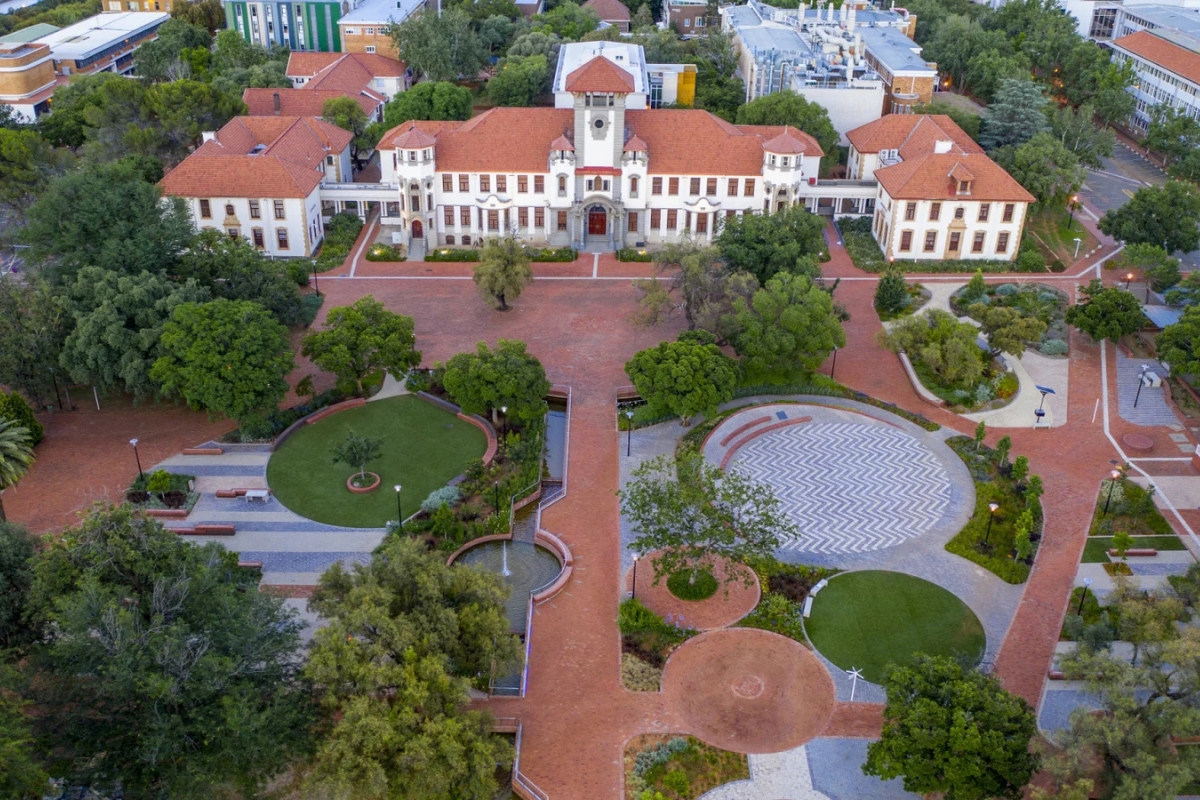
[
  {"xmin": 267, "ymin": 395, "xmax": 486, "ymax": 528},
  {"xmin": 804, "ymin": 570, "xmax": 985, "ymax": 684}
]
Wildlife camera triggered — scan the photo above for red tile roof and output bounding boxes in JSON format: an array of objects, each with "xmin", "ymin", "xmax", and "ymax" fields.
[
  {"xmin": 375, "ymin": 108, "xmax": 823, "ymax": 175},
  {"xmin": 564, "ymin": 57, "xmax": 636, "ymax": 93},
  {"xmin": 392, "ymin": 125, "xmax": 438, "ymax": 148},
  {"xmin": 875, "ymin": 153, "xmax": 1034, "ymax": 202},
  {"xmin": 623, "ymin": 133, "xmax": 647, "ymax": 152},
  {"xmin": 846, "ymin": 114, "xmax": 981, "ymax": 156},
  {"xmin": 286, "ymin": 51, "xmax": 406, "ymax": 79},
  {"xmin": 1112, "ymin": 29, "xmax": 1200, "ymax": 87},
  {"xmin": 161, "ymin": 116, "xmax": 351, "ymax": 199},
  {"xmin": 243, "ymin": 88, "xmax": 381, "ymax": 118},
  {"xmin": 582, "ymin": 0, "xmax": 630, "ymax": 22},
  {"xmin": 762, "ymin": 126, "xmax": 814, "ymax": 154}
]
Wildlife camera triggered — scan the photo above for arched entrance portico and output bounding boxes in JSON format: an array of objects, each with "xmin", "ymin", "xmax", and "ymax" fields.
[
  {"xmin": 412, "ymin": 219, "xmax": 423, "ymax": 238},
  {"xmin": 587, "ymin": 205, "xmax": 607, "ymax": 237}
]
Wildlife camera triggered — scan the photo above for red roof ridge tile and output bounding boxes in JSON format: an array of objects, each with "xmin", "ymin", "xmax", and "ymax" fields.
[{"xmin": 564, "ymin": 57, "xmax": 636, "ymax": 93}]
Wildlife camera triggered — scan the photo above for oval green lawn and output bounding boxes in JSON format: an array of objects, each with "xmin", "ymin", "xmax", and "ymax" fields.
[
  {"xmin": 804, "ymin": 570, "xmax": 985, "ymax": 685},
  {"xmin": 267, "ymin": 395, "xmax": 486, "ymax": 528}
]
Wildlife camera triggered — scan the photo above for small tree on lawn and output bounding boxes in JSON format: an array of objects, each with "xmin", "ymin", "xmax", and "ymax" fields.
[
  {"xmin": 874, "ymin": 271, "xmax": 909, "ymax": 315},
  {"xmin": 968, "ymin": 303, "xmax": 1047, "ymax": 358},
  {"xmin": 974, "ymin": 420, "xmax": 987, "ymax": 452},
  {"xmin": 625, "ymin": 338, "xmax": 738, "ymax": 426},
  {"xmin": 1011, "ymin": 455, "xmax": 1029, "ymax": 485},
  {"xmin": 473, "ymin": 237, "xmax": 533, "ymax": 311},
  {"xmin": 331, "ymin": 429, "xmax": 383, "ymax": 482},
  {"xmin": 301, "ymin": 295, "xmax": 421, "ymax": 397},
  {"xmin": 617, "ymin": 450, "xmax": 799, "ymax": 588},
  {"xmin": 864, "ymin": 655, "xmax": 1038, "ymax": 800},
  {"xmin": 1015, "ymin": 508, "xmax": 1034, "ymax": 561},
  {"xmin": 1113, "ymin": 530, "xmax": 1133, "ymax": 562},
  {"xmin": 995, "ymin": 435, "xmax": 1012, "ymax": 469},
  {"xmin": 1065, "ymin": 279, "xmax": 1146, "ymax": 343},
  {"xmin": 1026, "ymin": 474, "xmax": 1044, "ymax": 508},
  {"xmin": 146, "ymin": 469, "xmax": 172, "ymax": 500}
]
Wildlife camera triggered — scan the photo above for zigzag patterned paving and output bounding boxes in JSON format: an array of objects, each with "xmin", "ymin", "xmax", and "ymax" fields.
[{"xmin": 732, "ymin": 423, "xmax": 952, "ymax": 555}]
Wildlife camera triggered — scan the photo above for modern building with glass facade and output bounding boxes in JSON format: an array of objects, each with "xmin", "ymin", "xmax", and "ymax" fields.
[{"xmin": 223, "ymin": 0, "xmax": 343, "ymax": 52}]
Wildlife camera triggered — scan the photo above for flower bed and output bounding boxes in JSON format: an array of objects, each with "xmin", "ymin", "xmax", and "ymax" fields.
[
  {"xmin": 944, "ymin": 436, "xmax": 1042, "ymax": 584},
  {"xmin": 127, "ymin": 470, "xmax": 199, "ymax": 513},
  {"xmin": 426, "ymin": 247, "xmax": 482, "ymax": 262},
  {"xmin": 624, "ymin": 735, "xmax": 748, "ymax": 800},
  {"xmin": 1089, "ymin": 477, "xmax": 1174, "ymax": 537},
  {"xmin": 365, "ymin": 243, "xmax": 405, "ymax": 262},
  {"xmin": 314, "ymin": 212, "xmax": 363, "ymax": 272},
  {"xmin": 738, "ymin": 556, "xmax": 839, "ymax": 643},
  {"xmin": 877, "ymin": 283, "xmax": 930, "ymax": 322},
  {"xmin": 617, "ymin": 248, "xmax": 654, "ymax": 262},
  {"xmin": 952, "ymin": 282, "xmax": 1070, "ymax": 356},
  {"xmin": 618, "ymin": 598, "xmax": 695, "ymax": 691}
]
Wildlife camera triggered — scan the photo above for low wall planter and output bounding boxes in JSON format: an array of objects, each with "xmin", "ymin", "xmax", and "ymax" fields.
[{"xmin": 347, "ymin": 471, "xmax": 381, "ymax": 494}]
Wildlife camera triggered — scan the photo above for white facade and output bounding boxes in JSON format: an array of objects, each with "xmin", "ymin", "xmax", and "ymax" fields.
[
  {"xmin": 873, "ymin": 195, "xmax": 1027, "ymax": 261},
  {"xmin": 186, "ymin": 192, "xmax": 324, "ymax": 258}
]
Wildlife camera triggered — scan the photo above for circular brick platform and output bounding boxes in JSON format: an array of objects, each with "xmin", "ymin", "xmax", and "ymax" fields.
[
  {"xmin": 627, "ymin": 553, "xmax": 760, "ymax": 631},
  {"xmin": 662, "ymin": 627, "xmax": 836, "ymax": 754}
]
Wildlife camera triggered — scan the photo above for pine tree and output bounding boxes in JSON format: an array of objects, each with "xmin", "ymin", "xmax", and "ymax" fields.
[
  {"xmin": 980, "ymin": 78, "xmax": 1050, "ymax": 151},
  {"xmin": 874, "ymin": 271, "xmax": 910, "ymax": 314}
]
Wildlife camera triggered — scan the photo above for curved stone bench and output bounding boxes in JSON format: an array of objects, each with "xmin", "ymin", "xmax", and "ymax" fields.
[
  {"xmin": 719, "ymin": 416, "xmax": 812, "ymax": 470},
  {"xmin": 1109, "ymin": 548, "xmax": 1157, "ymax": 557},
  {"xmin": 182, "ymin": 447, "xmax": 223, "ymax": 456},
  {"xmin": 898, "ymin": 352, "xmax": 946, "ymax": 407},
  {"xmin": 144, "ymin": 508, "xmax": 189, "ymax": 518}
]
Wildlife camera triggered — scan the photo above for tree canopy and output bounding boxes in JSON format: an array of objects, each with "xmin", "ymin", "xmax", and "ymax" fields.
[
  {"xmin": 301, "ymin": 295, "xmax": 421, "ymax": 397},
  {"xmin": 993, "ymin": 131, "xmax": 1086, "ymax": 207},
  {"xmin": 175, "ymin": 230, "xmax": 308, "ymax": 326},
  {"xmin": 734, "ymin": 91, "xmax": 838, "ymax": 172},
  {"xmin": 980, "ymin": 78, "xmax": 1050, "ymax": 151},
  {"xmin": 0, "ymin": 279, "xmax": 66, "ymax": 410},
  {"xmin": 618, "ymin": 450, "xmax": 799, "ymax": 587},
  {"xmin": 0, "ymin": 521, "xmax": 37, "ymax": 649},
  {"xmin": 323, "ymin": 95, "xmax": 373, "ymax": 168},
  {"xmin": 625, "ymin": 338, "xmax": 738, "ymax": 423},
  {"xmin": 1157, "ymin": 306, "xmax": 1200, "ymax": 377},
  {"xmin": 27, "ymin": 504, "xmax": 314, "ymax": 796},
  {"xmin": 715, "ymin": 204, "xmax": 825, "ymax": 284},
  {"xmin": 472, "ymin": 236, "xmax": 534, "ymax": 310},
  {"xmin": 731, "ymin": 272, "xmax": 845, "ymax": 378},
  {"xmin": 1098, "ymin": 180, "xmax": 1200, "ymax": 254},
  {"xmin": 1065, "ymin": 279, "xmax": 1146, "ymax": 343},
  {"xmin": 967, "ymin": 302, "xmax": 1047, "ymax": 357},
  {"xmin": 443, "ymin": 339, "xmax": 551, "ymax": 425},
  {"xmin": 487, "ymin": 54, "xmax": 550, "ymax": 106},
  {"xmin": 864, "ymin": 655, "xmax": 1038, "ymax": 800},
  {"xmin": 304, "ymin": 536, "xmax": 517, "ymax": 799},
  {"xmin": 59, "ymin": 267, "xmax": 211, "ymax": 401},
  {"xmin": 377, "ymin": 81, "xmax": 473, "ymax": 130},
  {"xmin": 533, "ymin": 2, "xmax": 600, "ymax": 40},
  {"xmin": 392, "ymin": 8, "xmax": 487, "ymax": 82},
  {"xmin": 151, "ymin": 299, "xmax": 294, "ymax": 423},
  {"xmin": 881, "ymin": 310, "xmax": 986, "ymax": 387}
]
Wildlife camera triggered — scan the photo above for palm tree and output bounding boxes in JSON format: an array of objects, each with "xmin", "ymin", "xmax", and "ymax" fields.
[{"xmin": 0, "ymin": 419, "xmax": 34, "ymax": 522}]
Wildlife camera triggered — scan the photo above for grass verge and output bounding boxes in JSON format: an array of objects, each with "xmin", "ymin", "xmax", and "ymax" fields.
[{"xmin": 666, "ymin": 569, "xmax": 718, "ymax": 601}]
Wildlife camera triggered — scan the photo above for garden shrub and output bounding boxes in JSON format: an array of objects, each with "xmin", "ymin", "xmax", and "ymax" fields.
[
  {"xmin": 284, "ymin": 260, "xmax": 311, "ymax": 286},
  {"xmin": 1050, "ymin": 259, "xmax": 1066, "ymax": 273},
  {"xmin": 1041, "ymin": 338, "xmax": 1068, "ymax": 356},
  {"xmin": 1016, "ymin": 239, "xmax": 1047, "ymax": 273},
  {"xmin": 617, "ymin": 248, "xmax": 654, "ymax": 262},
  {"xmin": 421, "ymin": 485, "xmax": 461, "ymax": 513},
  {"xmin": 619, "ymin": 598, "xmax": 693, "ymax": 667},
  {"xmin": 365, "ymin": 243, "xmax": 405, "ymax": 262},
  {"xmin": 528, "ymin": 246, "xmax": 577, "ymax": 262},
  {"xmin": 425, "ymin": 248, "xmax": 482, "ymax": 262},
  {"xmin": 223, "ymin": 387, "xmax": 348, "ymax": 443},
  {"xmin": 146, "ymin": 469, "xmax": 172, "ymax": 495},
  {"xmin": 634, "ymin": 737, "xmax": 690, "ymax": 778},
  {"xmin": 315, "ymin": 212, "xmax": 364, "ymax": 272},
  {"xmin": 620, "ymin": 653, "xmax": 662, "ymax": 692},
  {"xmin": 0, "ymin": 391, "xmax": 43, "ymax": 446},
  {"xmin": 662, "ymin": 770, "xmax": 690, "ymax": 794}
]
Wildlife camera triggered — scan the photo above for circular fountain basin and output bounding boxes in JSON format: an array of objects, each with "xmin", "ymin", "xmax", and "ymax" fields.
[{"xmin": 454, "ymin": 540, "xmax": 563, "ymax": 632}]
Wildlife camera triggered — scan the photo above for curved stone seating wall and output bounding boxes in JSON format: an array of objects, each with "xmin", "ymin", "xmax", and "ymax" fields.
[{"xmin": 898, "ymin": 352, "xmax": 947, "ymax": 407}]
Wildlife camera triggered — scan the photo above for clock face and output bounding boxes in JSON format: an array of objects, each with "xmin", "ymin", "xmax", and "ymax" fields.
[{"xmin": 594, "ymin": 118, "xmax": 605, "ymax": 130}]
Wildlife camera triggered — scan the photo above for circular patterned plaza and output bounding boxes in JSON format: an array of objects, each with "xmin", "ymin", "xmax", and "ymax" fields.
[{"xmin": 704, "ymin": 404, "xmax": 965, "ymax": 556}]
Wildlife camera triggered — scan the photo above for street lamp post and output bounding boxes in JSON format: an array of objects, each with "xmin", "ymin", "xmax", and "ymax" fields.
[
  {"xmin": 493, "ymin": 480, "xmax": 500, "ymax": 514},
  {"xmin": 830, "ymin": 346, "xmax": 838, "ymax": 381},
  {"xmin": 1068, "ymin": 195, "xmax": 1079, "ymax": 230},
  {"xmin": 1077, "ymin": 577, "xmax": 1093, "ymax": 615},
  {"xmin": 631, "ymin": 555, "xmax": 638, "ymax": 600},
  {"xmin": 1125, "ymin": 272, "xmax": 1135, "ymax": 290},
  {"xmin": 625, "ymin": 409, "xmax": 633, "ymax": 457},
  {"xmin": 311, "ymin": 259, "xmax": 320, "ymax": 295},
  {"xmin": 394, "ymin": 484, "xmax": 403, "ymax": 530},
  {"xmin": 984, "ymin": 502, "xmax": 999, "ymax": 545},
  {"xmin": 1134, "ymin": 364, "xmax": 1149, "ymax": 408},
  {"xmin": 1103, "ymin": 469, "xmax": 1121, "ymax": 515},
  {"xmin": 130, "ymin": 438, "xmax": 144, "ymax": 482},
  {"xmin": 500, "ymin": 405, "xmax": 508, "ymax": 438}
]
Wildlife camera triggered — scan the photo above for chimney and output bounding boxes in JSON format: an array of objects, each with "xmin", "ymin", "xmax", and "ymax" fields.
[
  {"xmin": 201, "ymin": 131, "xmax": 216, "ymax": 143},
  {"xmin": 273, "ymin": 92, "xmax": 281, "ymax": 113},
  {"xmin": 934, "ymin": 139, "xmax": 953, "ymax": 154}
]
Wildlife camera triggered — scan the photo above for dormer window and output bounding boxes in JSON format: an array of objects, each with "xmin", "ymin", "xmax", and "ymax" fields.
[{"xmin": 957, "ymin": 180, "xmax": 971, "ymax": 195}]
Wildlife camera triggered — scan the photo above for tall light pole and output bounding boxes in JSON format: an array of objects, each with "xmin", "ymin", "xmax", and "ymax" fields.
[
  {"xmin": 130, "ymin": 438, "xmax": 144, "ymax": 482},
  {"xmin": 500, "ymin": 405, "xmax": 508, "ymax": 438},
  {"xmin": 1067, "ymin": 195, "xmax": 1079, "ymax": 230},
  {"xmin": 1077, "ymin": 577, "xmax": 1093, "ymax": 615},
  {"xmin": 394, "ymin": 484, "xmax": 403, "ymax": 530},
  {"xmin": 984, "ymin": 502, "xmax": 999, "ymax": 545},
  {"xmin": 1134, "ymin": 364, "xmax": 1149, "ymax": 408},
  {"xmin": 631, "ymin": 555, "xmax": 638, "ymax": 600},
  {"xmin": 830, "ymin": 346, "xmax": 838, "ymax": 381},
  {"xmin": 493, "ymin": 480, "xmax": 500, "ymax": 514},
  {"xmin": 624, "ymin": 409, "xmax": 633, "ymax": 457},
  {"xmin": 1103, "ymin": 469, "xmax": 1121, "ymax": 515},
  {"xmin": 1125, "ymin": 272, "xmax": 1134, "ymax": 291},
  {"xmin": 311, "ymin": 259, "xmax": 320, "ymax": 295}
]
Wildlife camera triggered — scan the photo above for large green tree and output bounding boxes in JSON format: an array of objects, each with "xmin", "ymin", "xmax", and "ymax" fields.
[
  {"xmin": 391, "ymin": 8, "xmax": 488, "ymax": 82},
  {"xmin": 980, "ymin": 78, "xmax": 1050, "ymax": 151},
  {"xmin": 175, "ymin": 230, "xmax": 308, "ymax": 326},
  {"xmin": 734, "ymin": 91, "xmax": 838, "ymax": 172},
  {"xmin": 1145, "ymin": 107, "xmax": 1200, "ymax": 182},
  {"xmin": 1046, "ymin": 104, "xmax": 1114, "ymax": 170},
  {"xmin": 304, "ymin": 536, "xmax": 517, "ymax": 800},
  {"xmin": 967, "ymin": 303, "xmax": 1047, "ymax": 357},
  {"xmin": 533, "ymin": 2, "xmax": 600, "ymax": 39},
  {"xmin": 625, "ymin": 338, "xmax": 738, "ymax": 424},
  {"xmin": 323, "ymin": 95, "xmax": 373, "ymax": 169},
  {"xmin": 1098, "ymin": 180, "xmax": 1200, "ymax": 255},
  {"xmin": 301, "ymin": 296, "xmax": 421, "ymax": 397},
  {"xmin": 1065, "ymin": 279, "xmax": 1146, "ymax": 343},
  {"xmin": 730, "ymin": 272, "xmax": 845, "ymax": 378},
  {"xmin": 992, "ymin": 131, "xmax": 1086, "ymax": 208},
  {"xmin": 639, "ymin": 244, "xmax": 756, "ymax": 339},
  {"xmin": 1157, "ymin": 306, "xmax": 1200, "ymax": 377},
  {"xmin": 151, "ymin": 299, "xmax": 294, "ymax": 423},
  {"xmin": 378, "ymin": 81, "xmax": 474, "ymax": 127},
  {"xmin": 0, "ymin": 280, "xmax": 66, "ymax": 410},
  {"xmin": 715, "ymin": 204, "xmax": 824, "ymax": 284},
  {"xmin": 23, "ymin": 157, "xmax": 193, "ymax": 282},
  {"xmin": 864, "ymin": 655, "xmax": 1038, "ymax": 800},
  {"xmin": 28, "ymin": 504, "xmax": 314, "ymax": 796},
  {"xmin": 0, "ymin": 127, "xmax": 73, "ymax": 220},
  {"xmin": 618, "ymin": 450, "xmax": 799, "ymax": 587},
  {"xmin": 443, "ymin": 339, "xmax": 551, "ymax": 426},
  {"xmin": 132, "ymin": 18, "xmax": 212, "ymax": 83},
  {"xmin": 882, "ymin": 310, "xmax": 986, "ymax": 387},
  {"xmin": 0, "ymin": 521, "xmax": 38, "ymax": 651},
  {"xmin": 59, "ymin": 268, "xmax": 210, "ymax": 401},
  {"xmin": 0, "ymin": 665, "xmax": 47, "ymax": 800},
  {"xmin": 487, "ymin": 54, "xmax": 550, "ymax": 106},
  {"xmin": 472, "ymin": 236, "xmax": 534, "ymax": 311}
]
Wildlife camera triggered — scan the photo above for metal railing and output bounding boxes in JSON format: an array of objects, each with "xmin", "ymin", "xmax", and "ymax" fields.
[{"xmin": 513, "ymin": 720, "xmax": 551, "ymax": 800}]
